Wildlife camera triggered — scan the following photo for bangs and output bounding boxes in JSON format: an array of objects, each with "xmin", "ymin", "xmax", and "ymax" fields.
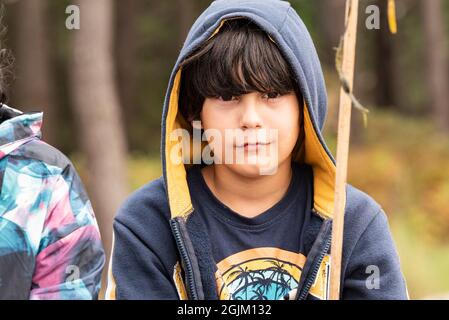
[{"xmin": 179, "ymin": 19, "xmax": 300, "ymax": 121}]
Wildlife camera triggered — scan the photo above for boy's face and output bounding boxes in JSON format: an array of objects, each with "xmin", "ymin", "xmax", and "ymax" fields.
[{"xmin": 200, "ymin": 91, "xmax": 301, "ymax": 176}]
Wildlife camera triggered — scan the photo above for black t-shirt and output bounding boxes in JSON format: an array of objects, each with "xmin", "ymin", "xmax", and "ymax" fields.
[{"xmin": 186, "ymin": 162, "xmax": 314, "ymax": 300}]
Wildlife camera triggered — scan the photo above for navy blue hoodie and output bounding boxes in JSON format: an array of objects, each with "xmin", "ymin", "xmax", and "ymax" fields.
[{"xmin": 106, "ymin": 0, "xmax": 408, "ymax": 300}]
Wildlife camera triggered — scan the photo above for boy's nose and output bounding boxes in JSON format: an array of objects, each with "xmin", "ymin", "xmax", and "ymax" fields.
[{"xmin": 239, "ymin": 96, "xmax": 263, "ymax": 129}]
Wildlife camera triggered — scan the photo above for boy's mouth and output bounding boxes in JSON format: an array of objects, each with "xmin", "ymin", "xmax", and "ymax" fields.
[{"xmin": 236, "ymin": 141, "xmax": 271, "ymax": 151}]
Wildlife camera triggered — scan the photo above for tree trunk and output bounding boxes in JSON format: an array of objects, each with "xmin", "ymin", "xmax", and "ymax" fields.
[
  {"xmin": 12, "ymin": 0, "xmax": 56, "ymax": 145},
  {"xmin": 317, "ymin": 0, "xmax": 346, "ymax": 66},
  {"xmin": 422, "ymin": 0, "xmax": 449, "ymax": 133},
  {"xmin": 69, "ymin": 0, "xmax": 129, "ymax": 297},
  {"xmin": 176, "ymin": 0, "xmax": 195, "ymax": 48},
  {"xmin": 374, "ymin": 0, "xmax": 397, "ymax": 109},
  {"xmin": 115, "ymin": 0, "xmax": 139, "ymax": 135},
  {"xmin": 316, "ymin": 0, "xmax": 346, "ymax": 139}
]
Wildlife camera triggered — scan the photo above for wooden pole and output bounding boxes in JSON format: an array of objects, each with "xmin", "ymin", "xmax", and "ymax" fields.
[{"xmin": 329, "ymin": 0, "xmax": 360, "ymax": 300}]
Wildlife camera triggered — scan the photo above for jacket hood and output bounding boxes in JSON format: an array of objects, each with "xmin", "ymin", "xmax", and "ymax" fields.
[
  {"xmin": 0, "ymin": 105, "xmax": 43, "ymax": 160},
  {"xmin": 161, "ymin": 0, "xmax": 339, "ymax": 221}
]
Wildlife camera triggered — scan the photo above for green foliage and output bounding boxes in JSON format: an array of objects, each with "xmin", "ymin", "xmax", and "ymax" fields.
[
  {"xmin": 332, "ymin": 109, "xmax": 449, "ymax": 245},
  {"xmin": 323, "ymin": 107, "xmax": 449, "ymax": 298},
  {"xmin": 391, "ymin": 217, "xmax": 449, "ymax": 299}
]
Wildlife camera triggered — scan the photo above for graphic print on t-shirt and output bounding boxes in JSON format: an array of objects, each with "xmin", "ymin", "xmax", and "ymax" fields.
[
  {"xmin": 215, "ymin": 247, "xmax": 306, "ymax": 300},
  {"xmin": 215, "ymin": 247, "xmax": 331, "ymax": 300}
]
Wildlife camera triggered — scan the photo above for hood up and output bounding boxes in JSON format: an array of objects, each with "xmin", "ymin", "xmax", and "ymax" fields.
[
  {"xmin": 161, "ymin": 0, "xmax": 340, "ymax": 221},
  {"xmin": 0, "ymin": 105, "xmax": 43, "ymax": 160}
]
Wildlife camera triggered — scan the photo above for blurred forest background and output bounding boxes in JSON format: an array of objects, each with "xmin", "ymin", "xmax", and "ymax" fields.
[{"xmin": 1, "ymin": 0, "xmax": 449, "ymax": 299}]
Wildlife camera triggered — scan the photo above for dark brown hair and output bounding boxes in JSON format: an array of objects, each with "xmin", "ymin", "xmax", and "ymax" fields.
[{"xmin": 179, "ymin": 19, "xmax": 302, "ymax": 122}]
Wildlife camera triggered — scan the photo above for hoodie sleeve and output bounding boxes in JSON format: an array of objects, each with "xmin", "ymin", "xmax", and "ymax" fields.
[
  {"xmin": 29, "ymin": 163, "xmax": 105, "ymax": 300},
  {"xmin": 107, "ymin": 219, "xmax": 180, "ymax": 299},
  {"xmin": 106, "ymin": 179, "xmax": 181, "ymax": 300},
  {"xmin": 342, "ymin": 209, "xmax": 408, "ymax": 300}
]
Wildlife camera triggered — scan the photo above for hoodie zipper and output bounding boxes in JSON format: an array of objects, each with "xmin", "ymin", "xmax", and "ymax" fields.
[
  {"xmin": 297, "ymin": 229, "xmax": 332, "ymax": 300},
  {"xmin": 170, "ymin": 218, "xmax": 199, "ymax": 300},
  {"xmin": 296, "ymin": 215, "xmax": 332, "ymax": 300}
]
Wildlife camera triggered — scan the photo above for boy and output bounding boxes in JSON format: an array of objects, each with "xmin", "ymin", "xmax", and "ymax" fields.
[
  {"xmin": 108, "ymin": 0, "xmax": 407, "ymax": 300},
  {"xmin": 0, "ymin": 29, "xmax": 104, "ymax": 299}
]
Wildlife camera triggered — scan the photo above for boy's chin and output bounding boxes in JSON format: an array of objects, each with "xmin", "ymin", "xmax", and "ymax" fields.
[{"xmin": 225, "ymin": 161, "xmax": 279, "ymax": 177}]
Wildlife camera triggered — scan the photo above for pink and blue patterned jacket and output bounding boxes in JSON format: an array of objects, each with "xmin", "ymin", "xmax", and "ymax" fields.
[{"xmin": 0, "ymin": 105, "xmax": 105, "ymax": 299}]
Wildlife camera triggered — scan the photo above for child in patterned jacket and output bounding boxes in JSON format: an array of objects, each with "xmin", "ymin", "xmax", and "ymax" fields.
[{"xmin": 0, "ymin": 19, "xmax": 104, "ymax": 300}]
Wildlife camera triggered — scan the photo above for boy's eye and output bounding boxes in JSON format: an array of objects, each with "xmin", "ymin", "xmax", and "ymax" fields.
[
  {"xmin": 217, "ymin": 95, "xmax": 238, "ymax": 102},
  {"xmin": 263, "ymin": 92, "xmax": 281, "ymax": 100}
]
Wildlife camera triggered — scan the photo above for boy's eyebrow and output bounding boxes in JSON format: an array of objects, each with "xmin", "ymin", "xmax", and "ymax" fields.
[{"xmin": 212, "ymin": 89, "xmax": 294, "ymax": 97}]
